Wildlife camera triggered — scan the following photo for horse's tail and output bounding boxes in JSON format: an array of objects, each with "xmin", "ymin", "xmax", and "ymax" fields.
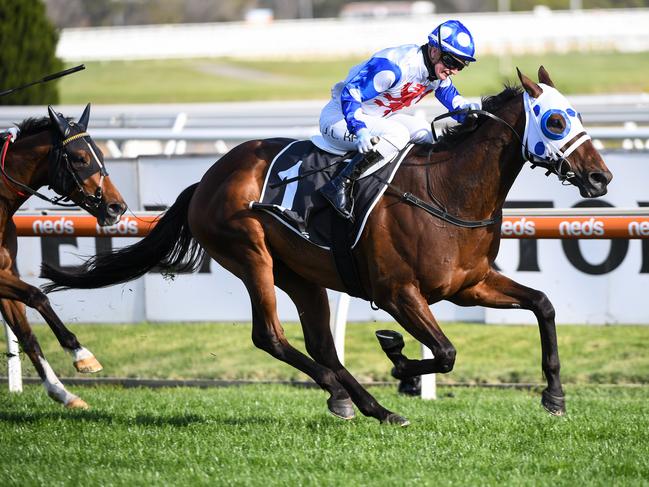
[{"xmin": 41, "ymin": 183, "xmax": 203, "ymax": 293}]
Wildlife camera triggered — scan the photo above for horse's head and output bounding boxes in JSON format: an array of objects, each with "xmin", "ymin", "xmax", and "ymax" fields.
[
  {"xmin": 48, "ymin": 104, "xmax": 127, "ymax": 225},
  {"xmin": 517, "ymin": 67, "xmax": 612, "ymax": 198}
]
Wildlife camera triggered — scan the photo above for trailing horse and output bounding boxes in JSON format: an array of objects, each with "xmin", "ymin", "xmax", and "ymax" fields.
[
  {"xmin": 2, "ymin": 105, "xmax": 126, "ymax": 408},
  {"xmin": 42, "ymin": 68, "xmax": 611, "ymax": 424}
]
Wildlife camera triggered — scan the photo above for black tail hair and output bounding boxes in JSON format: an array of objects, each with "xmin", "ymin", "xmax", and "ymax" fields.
[{"xmin": 41, "ymin": 183, "xmax": 203, "ymax": 293}]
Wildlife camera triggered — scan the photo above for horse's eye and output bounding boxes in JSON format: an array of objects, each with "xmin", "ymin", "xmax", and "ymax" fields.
[
  {"xmin": 73, "ymin": 154, "xmax": 89, "ymax": 165},
  {"xmin": 546, "ymin": 116, "xmax": 565, "ymax": 132}
]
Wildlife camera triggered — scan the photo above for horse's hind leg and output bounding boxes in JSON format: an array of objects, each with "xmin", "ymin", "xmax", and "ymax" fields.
[
  {"xmin": 274, "ymin": 262, "xmax": 407, "ymax": 425},
  {"xmin": 452, "ymin": 269, "xmax": 565, "ymax": 415},
  {"xmin": 1, "ymin": 298, "xmax": 88, "ymax": 408},
  {"xmin": 212, "ymin": 233, "xmax": 356, "ymax": 417}
]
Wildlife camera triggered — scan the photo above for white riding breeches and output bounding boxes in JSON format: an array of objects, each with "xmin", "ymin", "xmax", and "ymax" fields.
[{"xmin": 319, "ymin": 99, "xmax": 433, "ymax": 170}]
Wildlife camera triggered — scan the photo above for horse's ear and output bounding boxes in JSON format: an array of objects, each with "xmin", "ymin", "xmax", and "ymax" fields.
[
  {"xmin": 537, "ymin": 66, "xmax": 555, "ymax": 87},
  {"xmin": 48, "ymin": 105, "xmax": 70, "ymax": 137},
  {"xmin": 517, "ymin": 67, "xmax": 543, "ymax": 98},
  {"xmin": 78, "ymin": 103, "xmax": 91, "ymax": 131}
]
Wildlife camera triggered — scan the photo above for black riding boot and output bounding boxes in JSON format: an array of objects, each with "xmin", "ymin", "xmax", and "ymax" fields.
[{"xmin": 320, "ymin": 151, "xmax": 382, "ymax": 220}]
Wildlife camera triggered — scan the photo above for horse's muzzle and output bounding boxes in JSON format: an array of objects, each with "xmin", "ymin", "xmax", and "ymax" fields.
[
  {"xmin": 583, "ymin": 170, "xmax": 612, "ymax": 198},
  {"xmin": 98, "ymin": 201, "xmax": 127, "ymax": 226}
]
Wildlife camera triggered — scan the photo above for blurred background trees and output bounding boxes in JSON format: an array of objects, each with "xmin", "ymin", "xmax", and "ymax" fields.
[{"xmin": 0, "ymin": 0, "xmax": 62, "ymax": 105}]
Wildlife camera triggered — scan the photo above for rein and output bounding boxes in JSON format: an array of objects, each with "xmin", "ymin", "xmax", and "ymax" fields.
[
  {"xmin": 0, "ymin": 134, "xmax": 76, "ymax": 205},
  {"xmin": 371, "ymin": 172, "xmax": 499, "ymax": 228},
  {"xmin": 1, "ymin": 135, "xmax": 26, "ymax": 197}
]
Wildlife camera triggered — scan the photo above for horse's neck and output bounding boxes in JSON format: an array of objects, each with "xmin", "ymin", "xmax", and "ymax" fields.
[
  {"xmin": 435, "ymin": 97, "xmax": 526, "ymax": 219},
  {"xmin": 1, "ymin": 132, "xmax": 51, "ymax": 208}
]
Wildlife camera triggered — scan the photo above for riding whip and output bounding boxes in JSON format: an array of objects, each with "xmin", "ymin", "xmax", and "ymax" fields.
[{"xmin": 0, "ymin": 64, "xmax": 85, "ymax": 97}]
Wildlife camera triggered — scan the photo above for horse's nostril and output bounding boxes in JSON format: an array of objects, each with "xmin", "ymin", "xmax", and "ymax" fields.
[
  {"xmin": 589, "ymin": 172, "xmax": 608, "ymax": 187},
  {"xmin": 107, "ymin": 202, "xmax": 126, "ymax": 217}
]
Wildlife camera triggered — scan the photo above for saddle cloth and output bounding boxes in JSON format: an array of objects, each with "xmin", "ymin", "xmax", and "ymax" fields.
[{"xmin": 252, "ymin": 139, "xmax": 412, "ymax": 249}]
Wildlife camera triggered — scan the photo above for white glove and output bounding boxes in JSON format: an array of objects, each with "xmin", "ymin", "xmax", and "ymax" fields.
[
  {"xmin": 3, "ymin": 126, "xmax": 19, "ymax": 140},
  {"xmin": 355, "ymin": 128, "xmax": 374, "ymax": 154}
]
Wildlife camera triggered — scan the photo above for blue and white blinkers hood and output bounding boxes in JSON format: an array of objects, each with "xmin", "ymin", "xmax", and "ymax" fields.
[{"xmin": 523, "ymin": 84, "xmax": 591, "ymax": 163}]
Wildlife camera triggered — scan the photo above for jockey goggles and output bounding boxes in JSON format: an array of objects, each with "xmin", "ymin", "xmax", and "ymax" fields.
[{"xmin": 437, "ymin": 29, "xmax": 470, "ymax": 71}]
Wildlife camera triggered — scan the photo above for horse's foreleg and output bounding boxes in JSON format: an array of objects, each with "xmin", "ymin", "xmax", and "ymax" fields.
[
  {"xmin": 0, "ymin": 267, "xmax": 102, "ymax": 373},
  {"xmin": 377, "ymin": 283, "xmax": 457, "ymax": 377},
  {"xmin": 274, "ymin": 262, "xmax": 407, "ymax": 425},
  {"xmin": 452, "ymin": 270, "xmax": 565, "ymax": 415},
  {"xmin": 0, "ymin": 298, "xmax": 88, "ymax": 408}
]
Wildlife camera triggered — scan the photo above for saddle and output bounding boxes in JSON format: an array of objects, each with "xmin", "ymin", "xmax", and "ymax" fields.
[{"xmin": 251, "ymin": 139, "xmax": 412, "ymax": 299}]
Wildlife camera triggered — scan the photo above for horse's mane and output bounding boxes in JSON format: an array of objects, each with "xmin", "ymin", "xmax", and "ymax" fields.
[
  {"xmin": 433, "ymin": 84, "xmax": 523, "ymax": 151},
  {"xmin": 15, "ymin": 117, "xmax": 55, "ymax": 139}
]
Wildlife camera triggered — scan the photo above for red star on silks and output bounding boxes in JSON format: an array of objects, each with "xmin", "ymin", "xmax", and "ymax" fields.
[{"xmin": 374, "ymin": 82, "xmax": 430, "ymax": 115}]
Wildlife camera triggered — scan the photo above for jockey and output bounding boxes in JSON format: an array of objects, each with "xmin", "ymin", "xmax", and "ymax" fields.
[{"xmin": 319, "ymin": 19, "xmax": 479, "ymax": 219}]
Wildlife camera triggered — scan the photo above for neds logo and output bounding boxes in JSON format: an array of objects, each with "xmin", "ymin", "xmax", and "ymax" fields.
[
  {"xmin": 558, "ymin": 218, "xmax": 604, "ymax": 236},
  {"xmin": 32, "ymin": 218, "xmax": 74, "ymax": 235},
  {"xmin": 501, "ymin": 217, "xmax": 536, "ymax": 236},
  {"xmin": 628, "ymin": 221, "xmax": 649, "ymax": 237},
  {"xmin": 96, "ymin": 217, "xmax": 139, "ymax": 235}
]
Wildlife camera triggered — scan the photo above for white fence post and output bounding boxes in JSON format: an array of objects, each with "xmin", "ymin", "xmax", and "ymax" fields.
[
  {"xmin": 420, "ymin": 345, "xmax": 436, "ymax": 400},
  {"xmin": 329, "ymin": 292, "xmax": 350, "ymax": 366},
  {"xmin": 4, "ymin": 322, "xmax": 22, "ymax": 393}
]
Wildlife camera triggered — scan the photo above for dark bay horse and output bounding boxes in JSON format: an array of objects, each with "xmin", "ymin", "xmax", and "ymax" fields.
[
  {"xmin": 2, "ymin": 105, "xmax": 126, "ymax": 408},
  {"xmin": 42, "ymin": 68, "xmax": 611, "ymax": 424}
]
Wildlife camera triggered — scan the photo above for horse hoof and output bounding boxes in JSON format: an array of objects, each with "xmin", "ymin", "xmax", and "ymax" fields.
[
  {"xmin": 327, "ymin": 397, "xmax": 355, "ymax": 420},
  {"xmin": 541, "ymin": 389, "xmax": 566, "ymax": 416},
  {"xmin": 381, "ymin": 413, "xmax": 410, "ymax": 427},
  {"xmin": 375, "ymin": 329, "xmax": 405, "ymax": 353},
  {"xmin": 74, "ymin": 356, "xmax": 103, "ymax": 374},
  {"xmin": 397, "ymin": 375, "xmax": 421, "ymax": 396},
  {"xmin": 65, "ymin": 397, "xmax": 89, "ymax": 410}
]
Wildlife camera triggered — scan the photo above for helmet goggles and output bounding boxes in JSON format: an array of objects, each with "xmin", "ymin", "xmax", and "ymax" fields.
[{"xmin": 437, "ymin": 29, "xmax": 470, "ymax": 71}]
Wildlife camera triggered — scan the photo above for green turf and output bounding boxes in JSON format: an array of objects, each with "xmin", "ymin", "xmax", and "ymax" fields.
[
  {"xmin": 0, "ymin": 384, "xmax": 647, "ymax": 486},
  {"xmin": 3, "ymin": 322, "xmax": 648, "ymax": 385},
  {"xmin": 60, "ymin": 51, "xmax": 649, "ymax": 104}
]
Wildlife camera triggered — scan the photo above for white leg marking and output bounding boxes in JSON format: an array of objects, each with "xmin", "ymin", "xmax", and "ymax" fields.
[
  {"xmin": 38, "ymin": 356, "xmax": 78, "ymax": 405},
  {"xmin": 70, "ymin": 346, "xmax": 94, "ymax": 362}
]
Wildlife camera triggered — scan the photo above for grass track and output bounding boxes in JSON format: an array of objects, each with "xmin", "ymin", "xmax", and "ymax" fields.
[
  {"xmin": 1, "ymin": 385, "xmax": 647, "ymax": 486},
  {"xmin": 60, "ymin": 51, "xmax": 649, "ymax": 104},
  {"xmin": 5, "ymin": 322, "xmax": 648, "ymax": 385}
]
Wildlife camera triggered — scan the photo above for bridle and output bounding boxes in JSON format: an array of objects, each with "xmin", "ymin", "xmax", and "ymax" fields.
[
  {"xmin": 53, "ymin": 128, "xmax": 108, "ymax": 209},
  {"xmin": 0, "ymin": 126, "xmax": 107, "ymax": 209},
  {"xmin": 431, "ymin": 97, "xmax": 586, "ymax": 184}
]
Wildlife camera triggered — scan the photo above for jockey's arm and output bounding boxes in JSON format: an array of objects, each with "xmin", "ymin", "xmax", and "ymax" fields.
[
  {"xmin": 435, "ymin": 79, "xmax": 480, "ymax": 122},
  {"xmin": 340, "ymin": 57, "xmax": 401, "ymax": 135}
]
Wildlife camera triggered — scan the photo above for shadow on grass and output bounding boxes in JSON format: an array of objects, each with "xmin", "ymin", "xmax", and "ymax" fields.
[
  {"xmin": 133, "ymin": 413, "xmax": 206, "ymax": 427},
  {"xmin": 0, "ymin": 408, "xmax": 294, "ymax": 428},
  {"xmin": 0, "ymin": 409, "xmax": 115, "ymax": 424}
]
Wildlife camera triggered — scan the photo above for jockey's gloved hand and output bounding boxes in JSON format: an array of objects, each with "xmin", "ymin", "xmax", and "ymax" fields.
[
  {"xmin": 2, "ymin": 127, "xmax": 19, "ymax": 141},
  {"xmin": 355, "ymin": 128, "xmax": 374, "ymax": 153},
  {"xmin": 462, "ymin": 103, "xmax": 481, "ymax": 120}
]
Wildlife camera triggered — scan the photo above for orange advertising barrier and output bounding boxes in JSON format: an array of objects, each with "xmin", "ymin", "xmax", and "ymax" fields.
[
  {"xmin": 11, "ymin": 212, "xmax": 649, "ymax": 239},
  {"xmin": 14, "ymin": 214, "xmax": 159, "ymax": 237},
  {"xmin": 500, "ymin": 215, "xmax": 649, "ymax": 239}
]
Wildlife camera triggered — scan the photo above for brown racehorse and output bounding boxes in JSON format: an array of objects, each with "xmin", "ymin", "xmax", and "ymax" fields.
[
  {"xmin": 42, "ymin": 68, "xmax": 611, "ymax": 424},
  {"xmin": 2, "ymin": 105, "xmax": 126, "ymax": 408}
]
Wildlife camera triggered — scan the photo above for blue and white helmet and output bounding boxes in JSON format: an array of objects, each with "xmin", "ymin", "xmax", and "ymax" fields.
[{"xmin": 428, "ymin": 20, "xmax": 476, "ymax": 62}]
